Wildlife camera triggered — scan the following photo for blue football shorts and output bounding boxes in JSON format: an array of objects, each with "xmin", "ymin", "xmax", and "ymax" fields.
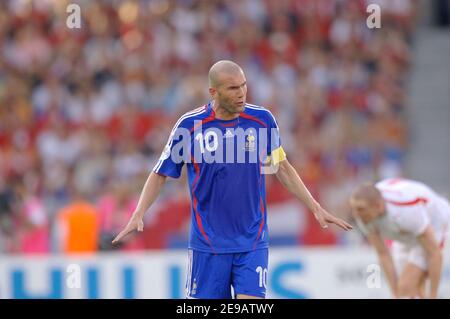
[{"xmin": 185, "ymin": 248, "xmax": 268, "ymax": 299}]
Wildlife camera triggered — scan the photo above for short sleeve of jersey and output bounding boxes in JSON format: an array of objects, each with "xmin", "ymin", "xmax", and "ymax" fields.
[
  {"xmin": 266, "ymin": 111, "xmax": 285, "ymax": 165},
  {"xmin": 394, "ymin": 205, "xmax": 430, "ymax": 236},
  {"xmin": 153, "ymin": 120, "xmax": 190, "ymax": 179}
]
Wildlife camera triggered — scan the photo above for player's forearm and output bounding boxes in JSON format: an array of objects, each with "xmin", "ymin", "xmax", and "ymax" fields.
[
  {"xmin": 275, "ymin": 160, "xmax": 320, "ymax": 211},
  {"xmin": 427, "ymin": 250, "xmax": 442, "ymax": 298},
  {"xmin": 133, "ymin": 172, "xmax": 167, "ymax": 218},
  {"xmin": 378, "ymin": 252, "xmax": 398, "ymax": 297}
]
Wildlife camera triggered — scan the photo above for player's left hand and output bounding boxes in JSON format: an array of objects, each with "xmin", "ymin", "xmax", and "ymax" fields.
[{"xmin": 312, "ymin": 205, "xmax": 353, "ymax": 231}]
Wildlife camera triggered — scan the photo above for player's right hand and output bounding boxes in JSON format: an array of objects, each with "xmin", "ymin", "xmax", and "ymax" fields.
[
  {"xmin": 313, "ymin": 205, "xmax": 353, "ymax": 231},
  {"xmin": 112, "ymin": 214, "xmax": 144, "ymax": 245}
]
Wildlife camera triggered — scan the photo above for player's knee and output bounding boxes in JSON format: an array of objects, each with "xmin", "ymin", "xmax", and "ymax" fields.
[{"xmin": 397, "ymin": 281, "xmax": 419, "ymax": 298}]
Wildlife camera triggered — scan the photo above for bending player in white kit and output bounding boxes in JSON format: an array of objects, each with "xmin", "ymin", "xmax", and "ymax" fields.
[{"xmin": 350, "ymin": 178, "xmax": 450, "ymax": 298}]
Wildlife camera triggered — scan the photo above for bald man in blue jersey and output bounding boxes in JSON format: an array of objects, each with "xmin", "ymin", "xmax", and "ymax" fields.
[{"xmin": 113, "ymin": 60, "xmax": 352, "ymax": 299}]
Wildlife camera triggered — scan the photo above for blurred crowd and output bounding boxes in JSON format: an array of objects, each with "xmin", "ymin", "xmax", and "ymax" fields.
[{"xmin": 0, "ymin": 0, "xmax": 417, "ymax": 254}]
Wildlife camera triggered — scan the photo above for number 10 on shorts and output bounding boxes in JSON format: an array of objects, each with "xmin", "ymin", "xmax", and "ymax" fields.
[{"xmin": 256, "ymin": 266, "xmax": 268, "ymax": 288}]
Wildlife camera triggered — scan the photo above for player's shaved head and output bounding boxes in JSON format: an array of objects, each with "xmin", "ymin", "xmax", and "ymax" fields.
[
  {"xmin": 208, "ymin": 60, "xmax": 244, "ymax": 88},
  {"xmin": 350, "ymin": 183, "xmax": 382, "ymax": 206}
]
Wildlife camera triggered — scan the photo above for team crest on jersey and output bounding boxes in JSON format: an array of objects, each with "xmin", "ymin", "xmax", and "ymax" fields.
[{"xmin": 245, "ymin": 130, "xmax": 256, "ymax": 152}]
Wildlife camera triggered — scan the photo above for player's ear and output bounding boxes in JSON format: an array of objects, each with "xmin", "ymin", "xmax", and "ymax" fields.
[
  {"xmin": 376, "ymin": 199, "xmax": 384, "ymax": 213},
  {"xmin": 209, "ymin": 87, "xmax": 217, "ymax": 97}
]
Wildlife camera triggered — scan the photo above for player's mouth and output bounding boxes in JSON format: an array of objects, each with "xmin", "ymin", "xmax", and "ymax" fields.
[{"xmin": 236, "ymin": 101, "xmax": 245, "ymax": 107}]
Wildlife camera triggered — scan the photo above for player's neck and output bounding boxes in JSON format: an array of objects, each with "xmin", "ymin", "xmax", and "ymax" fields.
[
  {"xmin": 375, "ymin": 212, "xmax": 385, "ymax": 221},
  {"xmin": 380, "ymin": 201, "xmax": 387, "ymax": 216},
  {"xmin": 212, "ymin": 100, "xmax": 240, "ymax": 121}
]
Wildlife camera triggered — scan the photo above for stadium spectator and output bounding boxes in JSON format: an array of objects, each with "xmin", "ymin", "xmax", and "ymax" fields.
[{"xmin": 55, "ymin": 187, "xmax": 99, "ymax": 254}]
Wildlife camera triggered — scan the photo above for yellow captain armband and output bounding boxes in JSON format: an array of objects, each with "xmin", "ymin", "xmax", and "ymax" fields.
[{"xmin": 270, "ymin": 146, "xmax": 286, "ymax": 166}]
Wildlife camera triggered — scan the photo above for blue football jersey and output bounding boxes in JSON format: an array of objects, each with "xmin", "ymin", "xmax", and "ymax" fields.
[{"xmin": 153, "ymin": 101, "xmax": 283, "ymax": 253}]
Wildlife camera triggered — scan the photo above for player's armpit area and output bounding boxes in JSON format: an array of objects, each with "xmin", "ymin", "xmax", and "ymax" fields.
[
  {"xmin": 153, "ymin": 171, "xmax": 170, "ymax": 178},
  {"xmin": 270, "ymin": 146, "xmax": 286, "ymax": 166}
]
